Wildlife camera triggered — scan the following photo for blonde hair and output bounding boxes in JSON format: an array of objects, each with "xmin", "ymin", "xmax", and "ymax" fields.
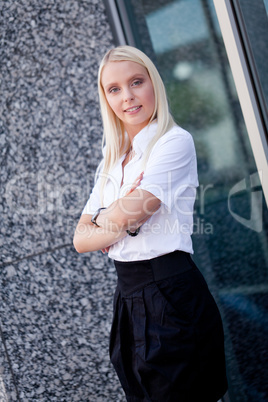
[{"xmin": 97, "ymin": 45, "xmax": 175, "ymax": 203}]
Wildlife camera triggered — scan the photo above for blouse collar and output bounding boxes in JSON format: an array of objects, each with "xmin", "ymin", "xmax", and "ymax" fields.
[
  {"xmin": 102, "ymin": 120, "xmax": 158, "ymax": 159},
  {"xmin": 131, "ymin": 120, "xmax": 158, "ymax": 157}
]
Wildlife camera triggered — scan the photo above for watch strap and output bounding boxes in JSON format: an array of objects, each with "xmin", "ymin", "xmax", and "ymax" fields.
[
  {"xmin": 91, "ymin": 207, "xmax": 106, "ymax": 227},
  {"xmin": 126, "ymin": 227, "xmax": 140, "ymax": 237}
]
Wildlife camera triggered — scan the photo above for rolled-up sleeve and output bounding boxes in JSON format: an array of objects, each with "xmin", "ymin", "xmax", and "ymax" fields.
[
  {"xmin": 81, "ymin": 155, "xmax": 106, "ymax": 216},
  {"xmin": 139, "ymin": 130, "xmax": 198, "ymax": 210},
  {"xmin": 82, "ymin": 175, "xmax": 102, "ymax": 215}
]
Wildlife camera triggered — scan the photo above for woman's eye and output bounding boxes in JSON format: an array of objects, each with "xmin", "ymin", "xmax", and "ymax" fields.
[
  {"xmin": 132, "ymin": 80, "xmax": 143, "ymax": 87},
  {"xmin": 109, "ymin": 87, "xmax": 119, "ymax": 93}
]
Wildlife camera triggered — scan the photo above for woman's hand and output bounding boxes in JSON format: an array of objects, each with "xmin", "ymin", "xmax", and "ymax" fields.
[
  {"xmin": 125, "ymin": 171, "xmax": 144, "ymax": 196},
  {"xmin": 101, "ymin": 171, "xmax": 144, "ymax": 253},
  {"xmin": 101, "ymin": 247, "xmax": 110, "ymax": 254}
]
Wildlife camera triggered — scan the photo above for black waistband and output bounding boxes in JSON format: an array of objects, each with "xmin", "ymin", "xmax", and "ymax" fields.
[{"xmin": 114, "ymin": 250, "xmax": 194, "ymax": 296}]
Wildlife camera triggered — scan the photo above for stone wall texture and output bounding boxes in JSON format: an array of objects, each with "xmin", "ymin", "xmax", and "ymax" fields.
[{"xmin": 0, "ymin": 1, "xmax": 125, "ymax": 400}]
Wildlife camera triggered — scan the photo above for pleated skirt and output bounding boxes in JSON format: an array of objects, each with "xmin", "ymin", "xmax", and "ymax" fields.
[{"xmin": 110, "ymin": 251, "xmax": 228, "ymax": 402}]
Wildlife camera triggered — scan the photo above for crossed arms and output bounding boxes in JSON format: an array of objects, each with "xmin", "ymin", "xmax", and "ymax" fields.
[{"xmin": 73, "ymin": 174, "xmax": 160, "ymax": 253}]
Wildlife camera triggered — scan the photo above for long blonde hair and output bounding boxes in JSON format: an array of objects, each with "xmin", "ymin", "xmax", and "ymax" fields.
[{"xmin": 97, "ymin": 45, "xmax": 175, "ymax": 203}]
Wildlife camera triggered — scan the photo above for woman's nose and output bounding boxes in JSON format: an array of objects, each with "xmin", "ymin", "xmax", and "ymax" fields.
[{"xmin": 123, "ymin": 88, "xmax": 134, "ymax": 102}]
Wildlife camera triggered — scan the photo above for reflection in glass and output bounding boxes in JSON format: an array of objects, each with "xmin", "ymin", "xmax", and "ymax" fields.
[
  {"xmin": 144, "ymin": 0, "xmax": 255, "ymax": 193},
  {"xmin": 123, "ymin": 0, "xmax": 268, "ymax": 400}
]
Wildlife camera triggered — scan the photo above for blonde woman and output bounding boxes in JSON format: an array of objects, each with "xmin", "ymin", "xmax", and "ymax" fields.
[{"xmin": 74, "ymin": 45, "xmax": 227, "ymax": 402}]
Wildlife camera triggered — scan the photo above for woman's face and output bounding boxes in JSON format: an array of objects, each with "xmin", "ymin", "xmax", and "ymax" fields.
[{"xmin": 101, "ymin": 61, "xmax": 155, "ymax": 137}]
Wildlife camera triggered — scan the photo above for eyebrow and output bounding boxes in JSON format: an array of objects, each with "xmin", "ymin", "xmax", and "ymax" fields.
[{"xmin": 103, "ymin": 73, "xmax": 147, "ymax": 90}]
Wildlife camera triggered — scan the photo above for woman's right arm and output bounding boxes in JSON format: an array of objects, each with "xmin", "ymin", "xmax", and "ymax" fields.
[{"xmin": 73, "ymin": 213, "xmax": 127, "ymax": 254}]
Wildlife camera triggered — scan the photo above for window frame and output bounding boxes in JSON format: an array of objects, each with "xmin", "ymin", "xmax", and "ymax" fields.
[{"xmin": 103, "ymin": 0, "xmax": 136, "ymax": 46}]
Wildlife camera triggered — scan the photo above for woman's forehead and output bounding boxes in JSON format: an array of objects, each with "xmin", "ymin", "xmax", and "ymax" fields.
[{"xmin": 101, "ymin": 61, "xmax": 149, "ymax": 85}]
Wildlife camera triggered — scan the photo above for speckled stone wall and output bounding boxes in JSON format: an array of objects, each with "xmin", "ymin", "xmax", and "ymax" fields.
[{"xmin": 0, "ymin": 1, "xmax": 125, "ymax": 400}]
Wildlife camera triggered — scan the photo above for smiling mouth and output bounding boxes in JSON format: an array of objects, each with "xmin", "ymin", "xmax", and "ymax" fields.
[{"xmin": 124, "ymin": 105, "xmax": 142, "ymax": 112}]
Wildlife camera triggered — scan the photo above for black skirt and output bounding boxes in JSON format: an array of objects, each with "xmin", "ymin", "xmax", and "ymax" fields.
[{"xmin": 110, "ymin": 251, "xmax": 228, "ymax": 402}]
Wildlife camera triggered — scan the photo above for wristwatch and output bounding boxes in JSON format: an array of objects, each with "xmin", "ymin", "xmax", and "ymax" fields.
[
  {"xmin": 91, "ymin": 207, "xmax": 106, "ymax": 227},
  {"xmin": 126, "ymin": 227, "xmax": 140, "ymax": 237}
]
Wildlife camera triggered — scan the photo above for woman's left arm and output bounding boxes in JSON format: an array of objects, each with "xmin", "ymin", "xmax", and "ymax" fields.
[{"xmin": 96, "ymin": 188, "xmax": 161, "ymax": 233}]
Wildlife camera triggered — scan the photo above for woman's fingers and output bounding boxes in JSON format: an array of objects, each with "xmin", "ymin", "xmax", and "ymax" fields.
[
  {"xmin": 101, "ymin": 247, "xmax": 110, "ymax": 254},
  {"xmin": 126, "ymin": 171, "xmax": 144, "ymax": 195}
]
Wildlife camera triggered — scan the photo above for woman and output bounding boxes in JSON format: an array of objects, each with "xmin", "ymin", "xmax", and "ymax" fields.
[{"xmin": 73, "ymin": 45, "xmax": 228, "ymax": 402}]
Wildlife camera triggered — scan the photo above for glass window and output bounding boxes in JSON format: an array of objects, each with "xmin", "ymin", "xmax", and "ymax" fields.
[{"xmin": 109, "ymin": 0, "xmax": 268, "ymax": 400}]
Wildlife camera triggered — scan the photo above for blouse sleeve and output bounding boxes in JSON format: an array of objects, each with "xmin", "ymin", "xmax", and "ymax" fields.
[
  {"xmin": 139, "ymin": 129, "xmax": 199, "ymax": 211},
  {"xmin": 81, "ymin": 159, "xmax": 104, "ymax": 215}
]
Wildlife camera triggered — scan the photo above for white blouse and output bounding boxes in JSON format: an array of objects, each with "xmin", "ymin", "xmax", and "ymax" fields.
[{"xmin": 82, "ymin": 121, "xmax": 199, "ymax": 262}]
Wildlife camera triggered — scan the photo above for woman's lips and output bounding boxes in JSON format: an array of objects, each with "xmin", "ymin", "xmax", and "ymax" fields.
[{"xmin": 124, "ymin": 105, "xmax": 142, "ymax": 113}]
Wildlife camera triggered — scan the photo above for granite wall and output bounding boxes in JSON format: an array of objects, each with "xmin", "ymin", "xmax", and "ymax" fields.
[{"xmin": 0, "ymin": 1, "xmax": 125, "ymax": 400}]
